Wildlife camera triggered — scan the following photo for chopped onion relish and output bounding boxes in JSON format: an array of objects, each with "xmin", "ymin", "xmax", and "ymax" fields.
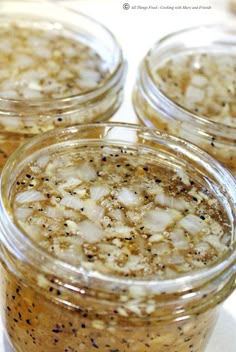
[{"xmin": 12, "ymin": 145, "xmax": 231, "ymax": 279}]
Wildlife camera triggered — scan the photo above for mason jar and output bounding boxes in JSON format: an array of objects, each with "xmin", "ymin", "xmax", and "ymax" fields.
[
  {"xmin": 0, "ymin": 1, "xmax": 126, "ymax": 170},
  {"xmin": 230, "ymin": 0, "xmax": 236, "ymax": 13},
  {"xmin": 0, "ymin": 123, "xmax": 235, "ymax": 352},
  {"xmin": 133, "ymin": 25, "xmax": 236, "ymax": 174}
]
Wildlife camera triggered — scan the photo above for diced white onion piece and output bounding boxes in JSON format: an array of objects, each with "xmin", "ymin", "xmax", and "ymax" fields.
[
  {"xmin": 194, "ymin": 241, "xmax": 210, "ymax": 256},
  {"xmin": 56, "ymin": 238, "xmax": 83, "ymax": 261},
  {"xmin": 30, "ymin": 165, "xmax": 41, "ymax": 174},
  {"xmin": 151, "ymin": 242, "xmax": 170, "ymax": 255},
  {"xmin": 179, "ymin": 214, "xmax": 206, "ymax": 235},
  {"xmin": 145, "ymin": 184, "xmax": 162, "ymax": 196},
  {"xmin": 121, "ymin": 255, "xmax": 146, "ymax": 272},
  {"xmin": 117, "ymin": 188, "xmax": 140, "ymax": 207},
  {"xmin": 0, "ymin": 41, "xmax": 12, "ymax": 53},
  {"xmin": 64, "ymin": 220, "xmax": 80, "ymax": 233},
  {"xmin": 143, "ymin": 208, "xmax": 179, "ymax": 232},
  {"xmin": 74, "ymin": 188, "xmax": 87, "ymax": 198},
  {"xmin": 90, "ymin": 185, "xmax": 109, "ymax": 201},
  {"xmin": 36, "ymin": 154, "xmax": 50, "ymax": 168},
  {"xmin": 83, "ymin": 199, "xmax": 104, "ymax": 223},
  {"xmin": 80, "ymin": 69, "xmax": 101, "ymax": 81},
  {"xmin": 175, "ymin": 167, "xmax": 190, "ymax": 186},
  {"xmin": 155, "ymin": 193, "xmax": 188, "ymax": 211},
  {"xmin": 112, "ymin": 238, "xmax": 122, "ymax": 248},
  {"xmin": 126, "ymin": 301, "xmax": 142, "ymax": 316},
  {"xmin": 0, "ymin": 69, "xmax": 10, "ymax": 80},
  {"xmin": 172, "ymin": 55, "xmax": 188, "ymax": 66},
  {"xmin": 22, "ymin": 89, "xmax": 43, "ymax": 99},
  {"xmin": 191, "ymin": 74, "xmax": 208, "ymax": 87},
  {"xmin": 15, "ymin": 207, "xmax": 33, "ymax": 221},
  {"xmin": 77, "ymin": 220, "xmax": 103, "ymax": 243},
  {"xmin": 59, "ymin": 69, "xmax": 73, "ymax": 80},
  {"xmin": 76, "ymin": 79, "xmax": 97, "ymax": 90},
  {"xmin": 64, "ymin": 209, "xmax": 79, "ymax": 219},
  {"xmin": 28, "ymin": 81, "xmax": 42, "ymax": 91},
  {"xmin": 27, "ymin": 36, "xmax": 49, "ymax": 48},
  {"xmin": 77, "ymin": 162, "xmax": 97, "ymax": 181},
  {"xmin": 206, "ymin": 85, "xmax": 214, "ymax": 98},
  {"xmin": 20, "ymin": 222, "xmax": 43, "ymax": 241},
  {"xmin": 63, "ymin": 46, "xmax": 77, "ymax": 57},
  {"xmin": 59, "ymin": 178, "xmax": 82, "ymax": 190},
  {"xmin": 52, "ymin": 237, "xmax": 70, "ymax": 256},
  {"xmin": 60, "ymin": 195, "xmax": 84, "ymax": 210},
  {"xmin": 129, "ymin": 286, "xmax": 147, "ymax": 298},
  {"xmin": 42, "ymin": 80, "xmax": 60, "ymax": 93},
  {"xmin": 185, "ymin": 86, "xmax": 205, "ymax": 103},
  {"xmin": 0, "ymin": 90, "xmax": 18, "ymax": 99},
  {"xmin": 126, "ymin": 210, "xmax": 141, "ymax": 223},
  {"xmin": 148, "ymin": 234, "xmax": 164, "ymax": 243},
  {"xmin": 45, "ymin": 206, "xmax": 63, "ymax": 219},
  {"xmin": 34, "ymin": 47, "xmax": 51, "ymax": 59},
  {"xmin": 1, "ymin": 80, "xmax": 17, "ymax": 90},
  {"xmin": 54, "ymin": 166, "xmax": 80, "ymax": 180},
  {"xmin": 113, "ymin": 226, "xmax": 132, "ymax": 234},
  {"xmin": 0, "ymin": 116, "xmax": 21, "ymax": 128},
  {"xmin": 210, "ymin": 220, "xmax": 223, "ymax": 235},
  {"xmin": 221, "ymin": 233, "xmax": 231, "ymax": 246},
  {"xmin": 15, "ymin": 55, "xmax": 34, "ymax": 68},
  {"xmin": 165, "ymin": 253, "xmax": 185, "ymax": 265},
  {"xmin": 109, "ymin": 209, "xmax": 124, "ymax": 222},
  {"xmin": 190, "ymin": 260, "xmax": 206, "ymax": 268},
  {"xmin": 106, "ymin": 226, "xmax": 133, "ymax": 239},
  {"xmin": 97, "ymin": 243, "xmax": 117, "ymax": 254},
  {"xmin": 205, "ymin": 235, "xmax": 228, "ymax": 252},
  {"xmin": 47, "ymin": 62, "xmax": 60, "ymax": 73},
  {"xmin": 66, "ymin": 236, "xmax": 84, "ymax": 247},
  {"xmin": 170, "ymin": 229, "xmax": 189, "ymax": 249},
  {"xmin": 16, "ymin": 190, "xmax": 47, "ymax": 203},
  {"xmin": 220, "ymin": 116, "xmax": 236, "ymax": 128}
]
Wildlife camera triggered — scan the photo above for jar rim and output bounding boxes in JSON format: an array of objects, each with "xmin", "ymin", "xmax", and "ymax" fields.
[
  {"xmin": 142, "ymin": 24, "xmax": 236, "ymax": 137},
  {"xmin": 0, "ymin": 1, "xmax": 125, "ymax": 105},
  {"xmin": 1, "ymin": 122, "xmax": 236, "ymax": 294}
]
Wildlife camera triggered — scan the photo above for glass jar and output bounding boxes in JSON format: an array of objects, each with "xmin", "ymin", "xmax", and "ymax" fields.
[
  {"xmin": 0, "ymin": 123, "xmax": 236, "ymax": 352},
  {"xmin": 133, "ymin": 25, "xmax": 236, "ymax": 174},
  {"xmin": 0, "ymin": 0, "xmax": 126, "ymax": 170},
  {"xmin": 230, "ymin": 0, "xmax": 236, "ymax": 13}
]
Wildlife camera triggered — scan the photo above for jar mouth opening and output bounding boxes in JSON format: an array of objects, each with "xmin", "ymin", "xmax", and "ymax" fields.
[
  {"xmin": 144, "ymin": 24, "xmax": 236, "ymax": 135},
  {"xmin": 0, "ymin": 5, "xmax": 125, "ymax": 105},
  {"xmin": 1, "ymin": 122, "xmax": 236, "ymax": 293}
]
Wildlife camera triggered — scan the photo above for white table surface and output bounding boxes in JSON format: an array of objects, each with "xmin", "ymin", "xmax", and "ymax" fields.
[{"xmin": 1, "ymin": 0, "xmax": 236, "ymax": 350}]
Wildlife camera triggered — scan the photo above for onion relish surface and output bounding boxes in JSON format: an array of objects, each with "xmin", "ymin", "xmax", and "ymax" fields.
[
  {"xmin": 0, "ymin": 23, "xmax": 108, "ymax": 101},
  {"xmin": 11, "ymin": 144, "xmax": 231, "ymax": 280},
  {"xmin": 155, "ymin": 52, "xmax": 236, "ymax": 127}
]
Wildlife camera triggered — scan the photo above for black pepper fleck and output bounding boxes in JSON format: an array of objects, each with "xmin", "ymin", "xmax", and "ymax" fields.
[{"xmin": 26, "ymin": 319, "xmax": 31, "ymax": 325}]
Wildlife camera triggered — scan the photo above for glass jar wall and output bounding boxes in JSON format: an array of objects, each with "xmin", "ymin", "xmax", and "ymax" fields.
[{"xmin": 0, "ymin": 123, "xmax": 235, "ymax": 352}]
